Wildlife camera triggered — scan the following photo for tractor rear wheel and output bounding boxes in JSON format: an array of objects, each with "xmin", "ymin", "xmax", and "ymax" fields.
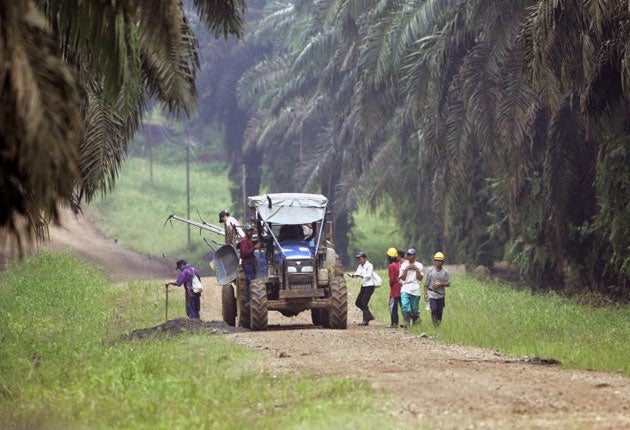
[
  {"xmin": 327, "ymin": 261, "xmax": 347, "ymax": 329},
  {"xmin": 249, "ymin": 279, "xmax": 268, "ymax": 331},
  {"xmin": 222, "ymin": 283, "xmax": 236, "ymax": 326}
]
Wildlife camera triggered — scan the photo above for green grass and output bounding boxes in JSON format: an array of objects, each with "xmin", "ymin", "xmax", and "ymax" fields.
[
  {"xmin": 0, "ymin": 253, "xmax": 396, "ymax": 429},
  {"xmin": 349, "ymin": 205, "xmax": 403, "ymax": 269},
  {"xmin": 90, "ymin": 157, "xmax": 232, "ymax": 274},
  {"xmin": 358, "ymin": 270, "xmax": 630, "ymax": 375}
]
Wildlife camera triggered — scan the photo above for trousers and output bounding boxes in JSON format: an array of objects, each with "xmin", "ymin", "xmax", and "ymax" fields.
[
  {"xmin": 186, "ymin": 294, "xmax": 201, "ymax": 319},
  {"xmin": 400, "ymin": 292, "xmax": 420, "ymax": 319},
  {"xmin": 429, "ymin": 297, "xmax": 445, "ymax": 324},
  {"xmin": 389, "ymin": 297, "xmax": 401, "ymax": 325},
  {"xmin": 355, "ymin": 286, "xmax": 375, "ymax": 322}
]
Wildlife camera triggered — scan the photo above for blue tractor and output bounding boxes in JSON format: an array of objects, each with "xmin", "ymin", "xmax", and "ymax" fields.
[{"xmin": 212, "ymin": 193, "xmax": 347, "ymax": 330}]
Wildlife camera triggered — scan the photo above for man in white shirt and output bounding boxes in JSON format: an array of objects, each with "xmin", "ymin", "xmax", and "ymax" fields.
[
  {"xmin": 219, "ymin": 209, "xmax": 245, "ymax": 243},
  {"xmin": 399, "ymin": 248, "xmax": 423, "ymax": 328},
  {"xmin": 347, "ymin": 251, "xmax": 376, "ymax": 326}
]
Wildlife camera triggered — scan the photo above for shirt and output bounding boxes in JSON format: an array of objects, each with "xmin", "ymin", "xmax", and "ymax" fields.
[
  {"xmin": 240, "ymin": 235, "xmax": 257, "ymax": 267},
  {"xmin": 388, "ymin": 261, "xmax": 401, "ymax": 298},
  {"xmin": 424, "ymin": 267, "xmax": 450, "ymax": 299},
  {"xmin": 399, "ymin": 261, "xmax": 423, "ymax": 296},
  {"xmin": 354, "ymin": 261, "xmax": 374, "ymax": 287},
  {"xmin": 175, "ymin": 265, "xmax": 201, "ymax": 297},
  {"xmin": 225, "ymin": 215, "xmax": 245, "ymax": 238}
]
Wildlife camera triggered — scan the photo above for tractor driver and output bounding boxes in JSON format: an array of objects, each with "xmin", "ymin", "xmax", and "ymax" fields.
[{"xmin": 278, "ymin": 224, "xmax": 305, "ymax": 242}]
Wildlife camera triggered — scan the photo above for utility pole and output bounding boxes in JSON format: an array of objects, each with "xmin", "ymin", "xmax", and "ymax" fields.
[
  {"xmin": 242, "ymin": 164, "xmax": 247, "ymax": 221},
  {"xmin": 147, "ymin": 125, "xmax": 154, "ymax": 183},
  {"xmin": 186, "ymin": 139, "xmax": 191, "ymax": 249}
]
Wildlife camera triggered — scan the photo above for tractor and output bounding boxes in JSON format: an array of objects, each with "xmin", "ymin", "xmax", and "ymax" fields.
[{"xmin": 168, "ymin": 193, "xmax": 347, "ymax": 330}]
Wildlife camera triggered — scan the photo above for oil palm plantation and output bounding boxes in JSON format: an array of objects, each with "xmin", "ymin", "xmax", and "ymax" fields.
[{"xmin": 233, "ymin": 0, "xmax": 627, "ymax": 296}]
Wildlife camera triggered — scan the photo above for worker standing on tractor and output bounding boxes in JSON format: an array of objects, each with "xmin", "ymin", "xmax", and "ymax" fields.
[
  {"xmin": 348, "ymin": 251, "xmax": 376, "ymax": 326},
  {"xmin": 219, "ymin": 209, "xmax": 245, "ymax": 244},
  {"xmin": 424, "ymin": 252, "xmax": 450, "ymax": 326},
  {"xmin": 240, "ymin": 224, "xmax": 260, "ymax": 303},
  {"xmin": 166, "ymin": 259, "xmax": 202, "ymax": 319},
  {"xmin": 399, "ymin": 248, "xmax": 423, "ymax": 328},
  {"xmin": 387, "ymin": 247, "xmax": 402, "ymax": 328}
]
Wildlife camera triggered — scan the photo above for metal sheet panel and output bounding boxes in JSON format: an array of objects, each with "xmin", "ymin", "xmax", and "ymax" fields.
[
  {"xmin": 213, "ymin": 245, "xmax": 239, "ymax": 286},
  {"xmin": 248, "ymin": 193, "xmax": 328, "ymax": 224}
]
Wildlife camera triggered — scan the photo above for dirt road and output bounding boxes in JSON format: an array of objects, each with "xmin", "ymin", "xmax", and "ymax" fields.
[
  {"xmin": 197, "ymin": 284, "xmax": 629, "ymax": 429},
  {"xmin": 0, "ymin": 209, "xmax": 172, "ymax": 282},
  {"xmin": 3, "ymin": 210, "xmax": 628, "ymax": 429}
]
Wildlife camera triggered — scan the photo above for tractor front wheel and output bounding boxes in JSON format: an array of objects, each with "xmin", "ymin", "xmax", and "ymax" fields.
[
  {"xmin": 249, "ymin": 279, "xmax": 268, "ymax": 331},
  {"xmin": 236, "ymin": 271, "xmax": 250, "ymax": 328},
  {"xmin": 327, "ymin": 262, "xmax": 347, "ymax": 329}
]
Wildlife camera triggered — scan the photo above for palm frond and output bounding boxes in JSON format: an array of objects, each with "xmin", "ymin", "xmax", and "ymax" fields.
[
  {"xmin": 236, "ymin": 56, "xmax": 288, "ymax": 108},
  {"xmin": 191, "ymin": 0, "xmax": 245, "ymax": 37},
  {"xmin": 140, "ymin": 0, "xmax": 199, "ymax": 115},
  {"xmin": 0, "ymin": 0, "xmax": 82, "ymax": 240}
]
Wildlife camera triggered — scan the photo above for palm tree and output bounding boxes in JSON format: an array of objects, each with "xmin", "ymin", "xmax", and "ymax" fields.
[
  {"xmin": 160, "ymin": 0, "xmax": 628, "ymax": 295},
  {"xmin": 1, "ymin": 0, "xmax": 244, "ymax": 249},
  {"xmin": 521, "ymin": 0, "xmax": 630, "ymax": 290}
]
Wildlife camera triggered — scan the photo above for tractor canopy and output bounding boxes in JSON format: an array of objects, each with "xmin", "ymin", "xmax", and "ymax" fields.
[{"xmin": 248, "ymin": 193, "xmax": 328, "ymax": 225}]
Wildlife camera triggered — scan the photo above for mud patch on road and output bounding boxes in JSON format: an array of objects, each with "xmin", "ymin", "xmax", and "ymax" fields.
[
  {"xmin": 123, "ymin": 318, "xmax": 247, "ymax": 341},
  {"xmin": 505, "ymin": 356, "xmax": 562, "ymax": 366}
]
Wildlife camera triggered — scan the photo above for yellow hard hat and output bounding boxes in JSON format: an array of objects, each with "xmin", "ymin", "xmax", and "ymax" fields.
[
  {"xmin": 433, "ymin": 252, "xmax": 445, "ymax": 261},
  {"xmin": 387, "ymin": 247, "xmax": 398, "ymax": 258}
]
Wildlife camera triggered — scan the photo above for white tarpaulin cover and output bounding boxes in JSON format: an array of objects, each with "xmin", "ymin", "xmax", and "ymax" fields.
[{"xmin": 248, "ymin": 193, "xmax": 328, "ymax": 224}]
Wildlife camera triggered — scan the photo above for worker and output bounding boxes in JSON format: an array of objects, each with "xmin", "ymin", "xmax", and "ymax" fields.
[
  {"xmin": 387, "ymin": 247, "xmax": 402, "ymax": 328},
  {"xmin": 424, "ymin": 252, "xmax": 451, "ymax": 326},
  {"xmin": 166, "ymin": 259, "xmax": 202, "ymax": 319},
  {"xmin": 219, "ymin": 209, "xmax": 245, "ymax": 243},
  {"xmin": 240, "ymin": 224, "xmax": 260, "ymax": 302},
  {"xmin": 348, "ymin": 251, "xmax": 376, "ymax": 326},
  {"xmin": 278, "ymin": 224, "xmax": 305, "ymax": 242},
  {"xmin": 399, "ymin": 248, "xmax": 423, "ymax": 328}
]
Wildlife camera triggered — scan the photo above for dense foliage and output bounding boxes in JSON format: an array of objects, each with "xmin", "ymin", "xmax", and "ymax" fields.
[
  {"xmin": 0, "ymin": 0, "xmax": 243, "ymax": 246},
  {"xmin": 199, "ymin": 0, "xmax": 628, "ymax": 298}
]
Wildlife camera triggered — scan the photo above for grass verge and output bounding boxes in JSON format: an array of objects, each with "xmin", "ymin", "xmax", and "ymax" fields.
[
  {"xmin": 90, "ymin": 157, "xmax": 232, "ymax": 274},
  {"xmin": 354, "ymin": 270, "xmax": 630, "ymax": 375},
  {"xmin": 0, "ymin": 253, "xmax": 395, "ymax": 429}
]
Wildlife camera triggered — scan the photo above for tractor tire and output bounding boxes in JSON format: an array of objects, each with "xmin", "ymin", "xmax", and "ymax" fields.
[
  {"xmin": 249, "ymin": 279, "xmax": 268, "ymax": 331},
  {"xmin": 327, "ymin": 261, "xmax": 347, "ymax": 329},
  {"xmin": 311, "ymin": 309, "xmax": 329, "ymax": 327},
  {"xmin": 236, "ymin": 271, "xmax": 250, "ymax": 328},
  {"xmin": 222, "ymin": 283, "xmax": 237, "ymax": 327}
]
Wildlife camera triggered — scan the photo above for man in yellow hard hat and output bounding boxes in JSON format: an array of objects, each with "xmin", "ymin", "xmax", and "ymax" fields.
[
  {"xmin": 387, "ymin": 247, "xmax": 402, "ymax": 327},
  {"xmin": 423, "ymin": 252, "xmax": 450, "ymax": 326}
]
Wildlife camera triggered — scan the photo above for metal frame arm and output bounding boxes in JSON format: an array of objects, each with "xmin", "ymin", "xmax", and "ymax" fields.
[{"xmin": 165, "ymin": 214, "xmax": 225, "ymax": 236}]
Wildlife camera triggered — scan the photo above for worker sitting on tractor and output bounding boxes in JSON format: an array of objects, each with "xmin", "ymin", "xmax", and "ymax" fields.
[{"xmin": 278, "ymin": 224, "xmax": 305, "ymax": 242}]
